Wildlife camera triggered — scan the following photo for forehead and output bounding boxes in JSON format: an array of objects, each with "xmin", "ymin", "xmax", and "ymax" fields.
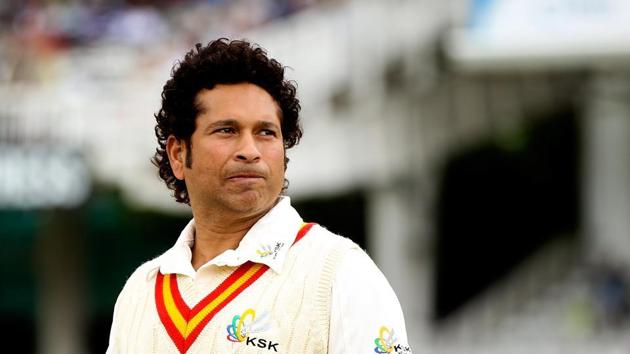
[{"xmin": 194, "ymin": 83, "xmax": 281, "ymax": 124}]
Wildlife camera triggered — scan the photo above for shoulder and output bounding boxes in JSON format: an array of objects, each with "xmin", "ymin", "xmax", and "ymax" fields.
[
  {"xmin": 305, "ymin": 224, "xmax": 362, "ymax": 252},
  {"xmin": 115, "ymin": 257, "xmax": 161, "ymax": 303},
  {"xmin": 288, "ymin": 224, "xmax": 363, "ymax": 289},
  {"xmin": 128, "ymin": 257, "xmax": 161, "ymax": 284}
]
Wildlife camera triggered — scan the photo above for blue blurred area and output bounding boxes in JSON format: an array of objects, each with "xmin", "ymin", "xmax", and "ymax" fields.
[{"xmin": 468, "ymin": 0, "xmax": 494, "ymax": 28}]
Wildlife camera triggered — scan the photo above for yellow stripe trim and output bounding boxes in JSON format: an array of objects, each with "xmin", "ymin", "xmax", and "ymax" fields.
[
  {"xmin": 185, "ymin": 263, "xmax": 264, "ymax": 336},
  {"xmin": 163, "ymin": 274, "xmax": 188, "ymax": 337}
]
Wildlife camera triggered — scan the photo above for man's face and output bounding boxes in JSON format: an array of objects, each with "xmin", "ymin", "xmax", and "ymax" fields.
[{"xmin": 173, "ymin": 83, "xmax": 285, "ymax": 217}]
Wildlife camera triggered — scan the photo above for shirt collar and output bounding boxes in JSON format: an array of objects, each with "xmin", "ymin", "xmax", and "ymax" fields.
[{"xmin": 150, "ymin": 196, "xmax": 303, "ymax": 279}]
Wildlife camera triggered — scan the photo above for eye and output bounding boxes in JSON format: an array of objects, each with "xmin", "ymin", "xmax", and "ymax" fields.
[
  {"xmin": 214, "ymin": 127, "xmax": 236, "ymax": 134},
  {"xmin": 259, "ymin": 129, "xmax": 277, "ymax": 137}
]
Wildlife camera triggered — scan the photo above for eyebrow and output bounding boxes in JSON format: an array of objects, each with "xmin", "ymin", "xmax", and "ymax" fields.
[
  {"xmin": 203, "ymin": 119, "xmax": 280, "ymax": 133},
  {"xmin": 203, "ymin": 119, "xmax": 237, "ymax": 133},
  {"xmin": 258, "ymin": 121, "xmax": 280, "ymax": 131}
]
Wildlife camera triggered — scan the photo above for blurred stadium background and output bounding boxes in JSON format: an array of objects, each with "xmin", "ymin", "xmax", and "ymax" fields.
[{"xmin": 1, "ymin": 0, "xmax": 629, "ymax": 353}]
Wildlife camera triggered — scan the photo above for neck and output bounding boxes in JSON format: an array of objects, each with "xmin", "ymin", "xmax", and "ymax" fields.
[{"xmin": 190, "ymin": 207, "xmax": 269, "ymax": 271}]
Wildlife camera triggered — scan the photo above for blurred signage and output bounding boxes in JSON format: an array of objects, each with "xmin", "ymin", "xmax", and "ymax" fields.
[
  {"xmin": 469, "ymin": 0, "xmax": 630, "ymax": 38},
  {"xmin": 0, "ymin": 145, "xmax": 91, "ymax": 209},
  {"xmin": 448, "ymin": 0, "xmax": 630, "ymax": 69}
]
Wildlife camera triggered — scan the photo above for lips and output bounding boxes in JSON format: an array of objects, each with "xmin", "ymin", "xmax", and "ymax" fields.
[
  {"xmin": 228, "ymin": 174, "xmax": 264, "ymax": 179},
  {"xmin": 226, "ymin": 171, "xmax": 266, "ymax": 180}
]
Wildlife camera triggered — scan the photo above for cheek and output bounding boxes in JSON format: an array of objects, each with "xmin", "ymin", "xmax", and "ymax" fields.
[
  {"xmin": 198, "ymin": 143, "xmax": 231, "ymax": 170},
  {"xmin": 269, "ymin": 146, "xmax": 286, "ymax": 169}
]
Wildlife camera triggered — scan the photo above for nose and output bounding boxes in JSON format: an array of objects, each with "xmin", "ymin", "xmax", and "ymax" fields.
[{"xmin": 235, "ymin": 133, "xmax": 261, "ymax": 162}]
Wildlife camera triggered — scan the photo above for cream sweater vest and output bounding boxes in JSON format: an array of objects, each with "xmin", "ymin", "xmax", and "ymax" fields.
[{"xmin": 108, "ymin": 225, "xmax": 359, "ymax": 354}]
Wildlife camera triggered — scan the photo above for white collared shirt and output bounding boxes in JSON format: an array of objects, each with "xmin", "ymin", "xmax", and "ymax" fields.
[{"xmin": 109, "ymin": 196, "xmax": 411, "ymax": 353}]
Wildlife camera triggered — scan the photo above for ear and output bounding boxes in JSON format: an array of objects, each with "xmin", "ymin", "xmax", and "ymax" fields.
[{"xmin": 166, "ymin": 135, "xmax": 186, "ymax": 180}]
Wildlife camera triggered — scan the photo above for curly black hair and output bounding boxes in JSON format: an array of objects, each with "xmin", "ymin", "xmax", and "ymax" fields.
[{"xmin": 152, "ymin": 38, "xmax": 302, "ymax": 204}]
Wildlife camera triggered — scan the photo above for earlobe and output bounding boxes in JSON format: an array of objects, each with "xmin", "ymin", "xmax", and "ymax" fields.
[{"xmin": 166, "ymin": 136, "xmax": 186, "ymax": 180}]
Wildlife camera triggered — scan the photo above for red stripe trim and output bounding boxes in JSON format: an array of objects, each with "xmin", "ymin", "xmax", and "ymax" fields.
[
  {"xmin": 155, "ymin": 273, "xmax": 187, "ymax": 353},
  {"xmin": 294, "ymin": 222, "xmax": 315, "ymax": 245},
  {"xmin": 155, "ymin": 222, "xmax": 316, "ymax": 353},
  {"xmin": 185, "ymin": 263, "xmax": 270, "ymax": 346},
  {"xmin": 169, "ymin": 273, "xmax": 191, "ymax": 319},
  {"xmin": 190, "ymin": 261, "xmax": 256, "ymax": 315}
]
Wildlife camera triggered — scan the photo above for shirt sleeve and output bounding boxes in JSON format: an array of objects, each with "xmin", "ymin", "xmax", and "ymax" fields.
[
  {"xmin": 328, "ymin": 248, "xmax": 413, "ymax": 354},
  {"xmin": 106, "ymin": 285, "xmax": 124, "ymax": 354}
]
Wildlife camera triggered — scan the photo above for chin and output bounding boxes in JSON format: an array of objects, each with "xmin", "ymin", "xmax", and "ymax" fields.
[{"xmin": 227, "ymin": 192, "xmax": 273, "ymax": 214}]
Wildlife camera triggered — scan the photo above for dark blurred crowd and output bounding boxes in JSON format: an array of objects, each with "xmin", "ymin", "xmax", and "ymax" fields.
[
  {"xmin": 0, "ymin": 0, "xmax": 324, "ymax": 47},
  {"xmin": 0, "ymin": 0, "xmax": 325, "ymax": 71}
]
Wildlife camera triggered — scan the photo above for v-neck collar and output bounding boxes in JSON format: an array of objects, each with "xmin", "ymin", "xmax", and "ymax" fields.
[
  {"xmin": 154, "ymin": 222, "xmax": 315, "ymax": 353},
  {"xmin": 154, "ymin": 196, "xmax": 303, "ymax": 279}
]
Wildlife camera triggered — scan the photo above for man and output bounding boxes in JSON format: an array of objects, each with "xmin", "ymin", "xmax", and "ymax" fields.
[{"xmin": 107, "ymin": 38, "xmax": 411, "ymax": 354}]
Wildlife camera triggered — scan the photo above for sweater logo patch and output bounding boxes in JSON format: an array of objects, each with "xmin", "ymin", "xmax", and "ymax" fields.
[
  {"xmin": 226, "ymin": 308, "xmax": 271, "ymax": 341},
  {"xmin": 226, "ymin": 308, "xmax": 278, "ymax": 351},
  {"xmin": 374, "ymin": 326, "xmax": 396, "ymax": 353},
  {"xmin": 374, "ymin": 326, "xmax": 412, "ymax": 353},
  {"xmin": 256, "ymin": 242, "xmax": 284, "ymax": 259}
]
